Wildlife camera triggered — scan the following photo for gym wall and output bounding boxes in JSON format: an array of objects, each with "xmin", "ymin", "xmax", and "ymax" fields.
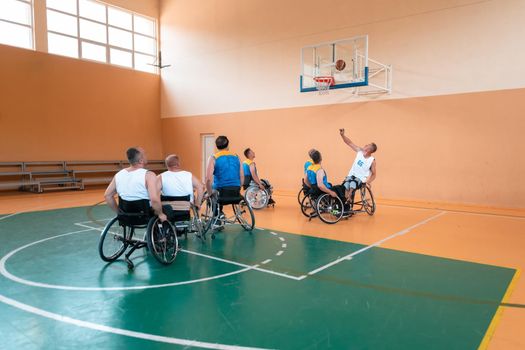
[{"xmin": 159, "ymin": 0, "xmax": 525, "ymax": 208}]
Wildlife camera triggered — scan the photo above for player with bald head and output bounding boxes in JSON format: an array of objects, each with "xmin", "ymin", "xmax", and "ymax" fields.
[{"xmin": 158, "ymin": 154, "xmax": 205, "ymax": 213}]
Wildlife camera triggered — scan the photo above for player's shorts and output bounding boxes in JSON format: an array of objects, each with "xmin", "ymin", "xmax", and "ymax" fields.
[{"xmin": 343, "ymin": 176, "xmax": 363, "ymax": 190}]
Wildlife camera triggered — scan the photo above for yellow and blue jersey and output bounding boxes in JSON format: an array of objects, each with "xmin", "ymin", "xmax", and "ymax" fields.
[
  {"xmin": 306, "ymin": 163, "xmax": 331, "ymax": 189},
  {"xmin": 213, "ymin": 150, "xmax": 241, "ymax": 188},
  {"xmin": 242, "ymin": 159, "xmax": 256, "ymax": 187},
  {"xmin": 304, "ymin": 159, "xmax": 313, "ymax": 173}
]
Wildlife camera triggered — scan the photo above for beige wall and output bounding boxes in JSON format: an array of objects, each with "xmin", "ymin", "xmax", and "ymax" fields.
[
  {"xmin": 161, "ymin": 88, "xmax": 525, "ymax": 209},
  {"xmin": 0, "ymin": 44, "xmax": 162, "ymax": 161},
  {"xmin": 160, "ymin": 0, "xmax": 525, "ymax": 117}
]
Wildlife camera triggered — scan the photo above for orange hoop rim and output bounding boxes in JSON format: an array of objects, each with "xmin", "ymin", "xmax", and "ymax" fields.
[{"xmin": 313, "ymin": 76, "xmax": 335, "ymax": 86}]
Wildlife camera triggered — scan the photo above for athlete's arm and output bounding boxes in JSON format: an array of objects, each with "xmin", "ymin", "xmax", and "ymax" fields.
[
  {"xmin": 250, "ymin": 163, "xmax": 264, "ymax": 189},
  {"xmin": 192, "ymin": 175, "xmax": 205, "ymax": 209},
  {"xmin": 239, "ymin": 159, "xmax": 244, "ymax": 188},
  {"xmin": 339, "ymin": 128, "xmax": 361, "ymax": 152},
  {"xmin": 146, "ymin": 171, "xmax": 167, "ymax": 222},
  {"xmin": 205, "ymin": 156, "xmax": 215, "ymax": 194},
  {"xmin": 367, "ymin": 160, "xmax": 377, "ymax": 187},
  {"xmin": 317, "ymin": 169, "xmax": 337, "ymax": 197},
  {"xmin": 104, "ymin": 177, "xmax": 119, "ymax": 213}
]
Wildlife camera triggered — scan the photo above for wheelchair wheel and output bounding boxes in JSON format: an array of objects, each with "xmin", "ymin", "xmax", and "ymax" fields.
[
  {"xmin": 317, "ymin": 194, "xmax": 344, "ymax": 224},
  {"xmin": 200, "ymin": 196, "xmax": 216, "ymax": 236},
  {"xmin": 98, "ymin": 217, "xmax": 128, "ymax": 262},
  {"xmin": 190, "ymin": 205, "xmax": 204, "ymax": 239},
  {"xmin": 245, "ymin": 186, "xmax": 269, "ymax": 210},
  {"xmin": 297, "ymin": 187, "xmax": 306, "ymax": 206},
  {"xmin": 233, "ymin": 198, "xmax": 255, "ymax": 230},
  {"xmin": 361, "ymin": 185, "xmax": 376, "ymax": 216},
  {"xmin": 300, "ymin": 195, "xmax": 318, "ymax": 218},
  {"xmin": 146, "ymin": 217, "xmax": 178, "ymax": 265}
]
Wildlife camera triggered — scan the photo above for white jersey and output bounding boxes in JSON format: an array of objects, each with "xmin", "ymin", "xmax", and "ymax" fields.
[
  {"xmin": 115, "ymin": 168, "xmax": 149, "ymax": 201},
  {"xmin": 348, "ymin": 151, "xmax": 375, "ymax": 182},
  {"xmin": 161, "ymin": 170, "xmax": 194, "ymax": 200}
]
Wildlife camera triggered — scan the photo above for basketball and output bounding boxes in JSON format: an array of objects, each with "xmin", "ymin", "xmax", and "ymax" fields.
[{"xmin": 335, "ymin": 59, "xmax": 346, "ymax": 71}]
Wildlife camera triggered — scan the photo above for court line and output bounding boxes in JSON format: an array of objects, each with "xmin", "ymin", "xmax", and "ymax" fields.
[
  {"xmin": 0, "ymin": 294, "xmax": 272, "ymax": 350},
  {"xmin": 378, "ymin": 203, "xmax": 524, "ymax": 220},
  {"xmin": 306, "ymin": 211, "xmax": 447, "ymax": 276},
  {"xmin": 0, "ymin": 227, "xmax": 260, "ymax": 291}
]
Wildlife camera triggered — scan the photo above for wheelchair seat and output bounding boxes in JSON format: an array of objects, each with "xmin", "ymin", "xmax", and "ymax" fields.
[
  {"xmin": 216, "ymin": 186, "xmax": 242, "ymax": 205},
  {"xmin": 117, "ymin": 197, "xmax": 152, "ymax": 227}
]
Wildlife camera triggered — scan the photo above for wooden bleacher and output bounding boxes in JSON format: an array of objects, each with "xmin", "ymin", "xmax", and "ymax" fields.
[{"xmin": 0, "ymin": 160, "xmax": 167, "ymax": 193}]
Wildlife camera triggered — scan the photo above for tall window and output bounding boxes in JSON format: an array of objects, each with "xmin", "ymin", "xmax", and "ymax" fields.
[
  {"xmin": 0, "ymin": 0, "xmax": 34, "ymax": 50},
  {"xmin": 46, "ymin": 0, "xmax": 157, "ymax": 73}
]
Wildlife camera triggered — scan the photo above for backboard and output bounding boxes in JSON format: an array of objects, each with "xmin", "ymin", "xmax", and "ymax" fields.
[{"xmin": 300, "ymin": 35, "xmax": 392, "ymax": 95}]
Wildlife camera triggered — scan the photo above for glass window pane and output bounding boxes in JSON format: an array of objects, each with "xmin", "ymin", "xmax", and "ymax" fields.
[
  {"xmin": 79, "ymin": 0, "xmax": 106, "ymax": 23},
  {"xmin": 46, "ymin": 0, "xmax": 77, "ymax": 15},
  {"xmin": 133, "ymin": 15, "xmax": 155, "ymax": 37},
  {"xmin": 134, "ymin": 34, "xmax": 156, "ymax": 55},
  {"xmin": 134, "ymin": 53, "xmax": 155, "ymax": 73},
  {"xmin": 108, "ymin": 7, "xmax": 131, "ymax": 30},
  {"xmin": 79, "ymin": 19, "xmax": 106, "ymax": 43},
  {"xmin": 48, "ymin": 32, "xmax": 78, "ymax": 58},
  {"xmin": 0, "ymin": 21, "xmax": 32, "ymax": 49},
  {"xmin": 46, "ymin": 10, "xmax": 78, "ymax": 36},
  {"xmin": 0, "ymin": 0, "xmax": 32, "ymax": 26},
  {"xmin": 110, "ymin": 48, "xmax": 132, "ymax": 68},
  {"xmin": 109, "ymin": 27, "xmax": 132, "ymax": 49},
  {"xmin": 81, "ymin": 41, "xmax": 106, "ymax": 62}
]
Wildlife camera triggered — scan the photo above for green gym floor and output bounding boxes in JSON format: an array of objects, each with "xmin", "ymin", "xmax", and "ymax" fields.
[{"xmin": 0, "ymin": 203, "xmax": 519, "ymax": 350}]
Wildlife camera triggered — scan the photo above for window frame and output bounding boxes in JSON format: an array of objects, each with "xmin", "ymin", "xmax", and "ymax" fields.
[
  {"xmin": 46, "ymin": 0, "xmax": 158, "ymax": 73},
  {"xmin": 0, "ymin": 0, "xmax": 35, "ymax": 50}
]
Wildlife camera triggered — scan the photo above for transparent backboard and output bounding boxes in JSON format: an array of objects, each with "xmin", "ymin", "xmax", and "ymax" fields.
[{"xmin": 300, "ymin": 35, "xmax": 369, "ymax": 92}]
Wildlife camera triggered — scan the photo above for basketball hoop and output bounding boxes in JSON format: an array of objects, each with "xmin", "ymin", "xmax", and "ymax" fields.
[{"xmin": 313, "ymin": 76, "xmax": 335, "ymax": 95}]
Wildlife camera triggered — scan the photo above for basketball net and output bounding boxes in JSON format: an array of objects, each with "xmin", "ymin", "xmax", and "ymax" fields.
[{"xmin": 313, "ymin": 76, "xmax": 334, "ymax": 95}]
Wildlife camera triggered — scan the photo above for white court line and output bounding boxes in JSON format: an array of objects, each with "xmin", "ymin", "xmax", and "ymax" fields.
[
  {"xmin": 0, "ymin": 294, "xmax": 272, "ymax": 350},
  {"xmin": 282, "ymin": 244, "xmax": 287, "ymax": 248},
  {"xmin": 261, "ymin": 259, "xmax": 272, "ymax": 265},
  {"xmin": 182, "ymin": 249, "xmax": 303, "ymax": 281},
  {"xmin": 307, "ymin": 211, "xmax": 447, "ymax": 276},
  {"xmin": 255, "ymin": 227, "xmax": 265, "ymax": 231},
  {"xmin": 278, "ymin": 237, "xmax": 285, "ymax": 242},
  {"xmin": 276, "ymin": 251, "xmax": 283, "ymax": 256},
  {"xmin": 75, "ymin": 217, "xmax": 113, "ymax": 225},
  {"xmin": 380, "ymin": 203, "xmax": 525, "ymax": 220},
  {"xmin": 270, "ymin": 232, "xmax": 277, "ymax": 236}
]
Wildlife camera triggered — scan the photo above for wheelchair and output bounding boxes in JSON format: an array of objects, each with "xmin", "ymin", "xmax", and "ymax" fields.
[
  {"xmin": 200, "ymin": 187, "xmax": 255, "ymax": 239},
  {"xmin": 300, "ymin": 186, "xmax": 345, "ymax": 223},
  {"xmin": 315, "ymin": 182, "xmax": 376, "ymax": 224},
  {"xmin": 297, "ymin": 179, "xmax": 310, "ymax": 206},
  {"xmin": 98, "ymin": 198, "xmax": 178, "ymax": 270},
  {"xmin": 244, "ymin": 179, "xmax": 274, "ymax": 210},
  {"xmin": 160, "ymin": 194, "xmax": 204, "ymax": 241}
]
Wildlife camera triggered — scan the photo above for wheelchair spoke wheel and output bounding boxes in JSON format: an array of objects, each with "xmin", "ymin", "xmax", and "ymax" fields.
[
  {"xmin": 146, "ymin": 218, "xmax": 178, "ymax": 265},
  {"xmin": 234, "ymin": 199, "xmax": 255, "ymax": 231},
  {"xmin": 191, "ymin": 205, "xmax": 204, "ymax": 239},
  {"xmin": 362, "ymin": 185, "xmax": 376, "ymax": 216},
  {"xmin": 317, "ymin": 194, "xmax": 344, "ymax": 224},
  {"xmin": 245, "ymin": 186, "xmax": 269, "ymax": 210},
  {"xmin": 297, "ymin": 188, "xmax": 306, "ymax": 206},
  {"xmin": 98, "ymin": 217, "xmax": 128, "ymax": 262},
  {"xmin": 300, "ymin": 195, "xmax": 318, "ymax": 218},
  {"xmin": 200, "ymin": 196, "xmax": 216, "ymax": 236}
]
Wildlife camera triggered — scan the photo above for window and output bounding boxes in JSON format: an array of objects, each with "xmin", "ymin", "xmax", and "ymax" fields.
[
  {"xmin": 0, "ymin": 0, "xmax": 34, "ymax": 50},
  {"xmin": 46, "ymin": 0, "xmax": 157, "ymax": 73}
]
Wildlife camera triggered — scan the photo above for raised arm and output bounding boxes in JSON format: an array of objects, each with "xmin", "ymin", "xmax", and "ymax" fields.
[
  {"xmin": 367, "ymin": 160, "xmax": 377, "ymax": 186},
  {"xmin": 339, "ymin": 128, "xmax": 361, "ymax": 152},
  {"xmin": 316, "ymin": 169, "xmax": 337, "ymax": 198},
  {"xmin": 250, "ymin": 163, "xmax": 264, "ymax": 189},
  {"xmin": 104, "ymin": 177, "xmax": 119, "ymax": 213},
  {"xmin": 146, "ymin": 171, "xmax": 167, "ymax": 222},
  {"xmin": 205, "ymin": 156, "xmax": 215, "ymax": 194},
  {"xmin": 192, "ymin": 175, "xmax": 205, "ymax": 208}
]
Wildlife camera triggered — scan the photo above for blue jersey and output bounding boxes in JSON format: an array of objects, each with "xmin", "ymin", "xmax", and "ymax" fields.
[
  {"xmin": 304, "ymin": 159, "xmax": 313, "ymax": 173},
  {"xmin": 242, "ymin": 159, "xmax": 256, "ymax": 187},
  {"xmin": 306, "ymin": 164, "xmax": 331, "ymax": 189},
  {"xmin": 213, "ymin": 151, "xmax": 241, "ymax": 188}
]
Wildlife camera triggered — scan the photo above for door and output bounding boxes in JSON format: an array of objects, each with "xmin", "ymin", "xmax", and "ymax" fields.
[{"xmin": 201, "ymin": 134, "xmax": 215, "ymax": 182}]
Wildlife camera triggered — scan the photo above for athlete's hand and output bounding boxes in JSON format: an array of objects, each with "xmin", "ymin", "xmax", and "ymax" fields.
[
  {"xmin": 339, "ymin": 128, "xmax": 345, "ymax": 136},
  {"xmin": 258, "ymin": 184, "xmax": 265, "ymax": 190},
  {"xmin": 330, "ymin": 191, "xmax": 338, "ymax": 198},
  {"xmin": 158, "ymin": 213, "xmax": 168, "ymax": 222}
]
